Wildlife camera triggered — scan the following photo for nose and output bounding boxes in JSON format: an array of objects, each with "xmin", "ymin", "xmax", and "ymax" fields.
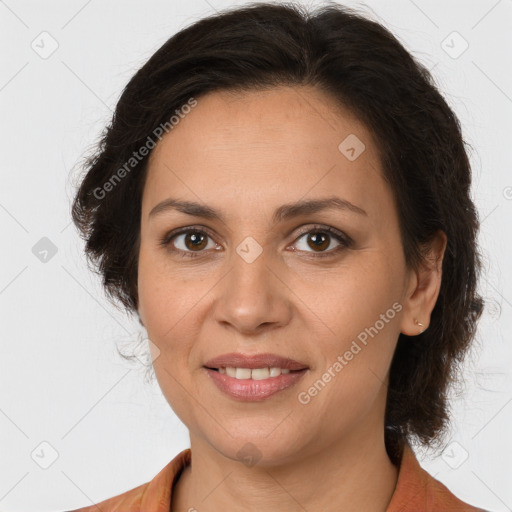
[{"xmin": 212, "ymin": 245, "xmax": 293, "ymax": 335}]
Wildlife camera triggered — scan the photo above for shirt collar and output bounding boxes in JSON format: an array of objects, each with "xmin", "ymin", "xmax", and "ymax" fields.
[{"xmin": 141, "ymin": 442, "xmax": 485, "ymax": 511}]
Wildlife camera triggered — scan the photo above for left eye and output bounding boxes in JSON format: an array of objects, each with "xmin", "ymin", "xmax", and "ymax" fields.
[{"xmin": 293, "ymin": 229, "xmax": 347, "ymax": 254}]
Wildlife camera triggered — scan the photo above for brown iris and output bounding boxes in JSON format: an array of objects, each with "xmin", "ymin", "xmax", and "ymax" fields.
[
  {"xmin": 184, "ymin": 231, "xmax": 208, "ymax": 251},
  {"xmin": 307, "ymin": 231, "xmax": 330, "ymax": 251}
]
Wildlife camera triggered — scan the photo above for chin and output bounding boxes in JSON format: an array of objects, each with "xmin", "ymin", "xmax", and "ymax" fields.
[{"xmin": 202, "ymin": 425, "xmax": 314, "ymax": 468}]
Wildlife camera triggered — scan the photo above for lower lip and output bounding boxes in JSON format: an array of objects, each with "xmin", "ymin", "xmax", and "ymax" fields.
[{"xmin": 204, "ymin": 368, "xmax": 308, "ymax": 401}]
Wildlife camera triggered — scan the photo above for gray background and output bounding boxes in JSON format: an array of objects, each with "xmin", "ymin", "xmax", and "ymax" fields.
[{"xmin": 0, "ymin": 0, "xmax": 511, "ymax": 510}]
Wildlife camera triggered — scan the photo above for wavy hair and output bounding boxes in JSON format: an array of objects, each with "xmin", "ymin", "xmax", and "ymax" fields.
[{"xmin": 71, "ymin": 1, "xmax": 485, "ymax": 463}]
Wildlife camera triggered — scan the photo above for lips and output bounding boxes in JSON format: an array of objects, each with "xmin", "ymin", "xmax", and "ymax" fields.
[
  {"xmin": 205, "ymin": 367, "xmax": 307, "ymax": 401},
  {"xmin": 203, "ymin": 352, "xmax": 309, "ymax": 371}
]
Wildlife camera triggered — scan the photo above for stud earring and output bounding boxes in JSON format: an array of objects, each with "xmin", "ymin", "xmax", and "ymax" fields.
[{"xmin": 414, "ymin": 318, "xmax": 425, "ymax": 334}]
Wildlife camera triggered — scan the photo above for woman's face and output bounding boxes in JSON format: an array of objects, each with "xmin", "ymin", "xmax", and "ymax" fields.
[{"xmin": 137, "ymin": 86, "xmax": 418, "ymax": 464}]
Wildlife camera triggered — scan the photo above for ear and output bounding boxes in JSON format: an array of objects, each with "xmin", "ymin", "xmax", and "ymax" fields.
[{"xmin": 400, "ymin": 230, "xmax": 447, "ymax": 336}]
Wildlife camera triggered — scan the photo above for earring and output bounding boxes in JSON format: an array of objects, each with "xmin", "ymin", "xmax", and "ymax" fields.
[{"xmin": 414, "ymin": 318, "xmax": 425, "ymax": 335}]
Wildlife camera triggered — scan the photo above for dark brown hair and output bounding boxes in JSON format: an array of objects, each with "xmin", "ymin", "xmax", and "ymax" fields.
[{"xmin": 71, "ymin": 1, "xmax": 484, "ymax": 463}]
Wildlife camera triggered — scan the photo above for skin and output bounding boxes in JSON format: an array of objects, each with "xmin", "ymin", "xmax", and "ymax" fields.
[{"xmin": 137, "ymin": 85, "xmax": 447, "ymax": 512}]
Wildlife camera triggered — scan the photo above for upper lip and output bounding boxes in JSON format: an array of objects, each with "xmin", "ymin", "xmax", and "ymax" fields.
[{"xmin": 204, "ymin": 352, "xmax": 308, "ymax": 371}]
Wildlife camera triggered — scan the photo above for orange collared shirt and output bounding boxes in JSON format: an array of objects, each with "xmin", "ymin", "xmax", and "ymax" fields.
[{"xmin": 67, "ymin": 443, "xmax": 488, "ymax": 511}]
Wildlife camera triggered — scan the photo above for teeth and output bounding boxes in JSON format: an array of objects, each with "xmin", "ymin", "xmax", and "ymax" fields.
[
  {"xmin": 269, "ymin": 367, "xmax": 281, "ymax": 377},
  {"xmin": 235, "ymin": 367, "xmax": 252, "ymax": 379},
  {"xmin": 251, "ymin": 368, "xmax": 269, "ymax": 380},
  {"xmin": 219, "ymin": 367, "xmax": 294, "ymax": 379}
]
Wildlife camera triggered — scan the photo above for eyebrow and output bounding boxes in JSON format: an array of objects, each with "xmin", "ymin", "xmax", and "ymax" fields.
[{"xmin": 148, "ymin": 196, "xmax": 368, "ymax": 224}]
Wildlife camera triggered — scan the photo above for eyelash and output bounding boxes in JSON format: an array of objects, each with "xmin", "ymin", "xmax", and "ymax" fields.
[{"xmin": 158, "ymin": 224, "xmax": 353, "ymax": 259}]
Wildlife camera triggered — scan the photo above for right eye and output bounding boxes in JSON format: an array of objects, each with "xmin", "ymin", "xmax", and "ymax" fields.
[{"xmin": 159, "ymin": 227, "xmax": 220, "ymax": 258}]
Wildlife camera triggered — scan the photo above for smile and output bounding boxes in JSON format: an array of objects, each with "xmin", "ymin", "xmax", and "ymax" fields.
[
  {"xmin": 204, "ymin": 367, "xmax": 308, "ymax": 401},
  {"xmin": 214, "ymin": 367, "xmax": 293, "ymax": 379}
]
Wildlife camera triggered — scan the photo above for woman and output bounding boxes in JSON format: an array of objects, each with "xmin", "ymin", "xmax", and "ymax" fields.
[{"xmin": 68, "ymin": 2, "xmax": 490, "ymax": 511}]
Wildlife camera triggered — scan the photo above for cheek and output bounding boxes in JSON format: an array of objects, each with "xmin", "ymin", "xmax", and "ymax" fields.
[
  {"xmin": 138, "ymin": 254, "xmax": 198, "ymax": 410},
  {"xmin": 298, "ymin": 308, "xmax": 399, "ymax": 437},
  {"xmin": 138, "ymin": 245, "xmax": 192, "ymax": 331},
  {"xmin": 299, "ymin": 254, "xmax": 401, "ymax": 334},
  {"xmin": 298, "ymin": 256, "xmax": 402, "ymax": 399},
  {"xmin": 299, "ymin": 360, "xmax": 389, "ymax": 444}
]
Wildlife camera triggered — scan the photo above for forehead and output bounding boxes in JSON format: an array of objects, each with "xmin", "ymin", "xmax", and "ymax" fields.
[{"xmin": 143, "ymin": 86, "xmax": 393, "ymax": 224}]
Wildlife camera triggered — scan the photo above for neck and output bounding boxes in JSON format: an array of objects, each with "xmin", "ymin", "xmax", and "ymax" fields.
[{"xmin": 171, "ymin": 426, "xmax": 399, "ymax": 512}]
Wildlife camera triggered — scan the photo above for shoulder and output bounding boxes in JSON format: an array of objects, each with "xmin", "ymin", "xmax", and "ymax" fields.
[
  {"xmin": 64, "ymin": 448, "xmax": 192, "ymax": 512},
  {"xmin": 423, "ymin": 474, "xmax": 492, "ymax": 512},
  {"xmin": 386, "ymin": 442, "xmax": 492, "ymax": 512},
  {"xmin": 66, "ymin": 481, "xmax": 149, "ymax": 512}
]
